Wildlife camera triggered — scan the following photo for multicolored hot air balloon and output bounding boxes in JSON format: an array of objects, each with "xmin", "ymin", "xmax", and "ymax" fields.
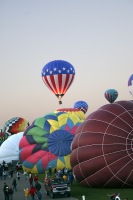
[
  {"xmin": 74, "ymin": 100, "xmax": 88, "ymax": 114},
  {"xmin": 41, "ymin": 60, "xmax": 75, "ymax": 104},
  {"xmin": 4, "ymin": 117, "xmax": 29, "ymax": 139},
  {"xmin": 0, "ymin": 129, "xmax": 5, "ymax": 146},
  {"xmin": 19, "ymin": 111, "xmax": 84, "ymax": 173},
  {"xmin": 104, "ymin": 89, "xmax": 118, "ymax": 103},
  {"xmin": 55, "ymin": 108, "xmax": 85, "ymax": 120},
  {"xmin": 128, "ymin": 74, "xmax": 133, "ymax": 97}
]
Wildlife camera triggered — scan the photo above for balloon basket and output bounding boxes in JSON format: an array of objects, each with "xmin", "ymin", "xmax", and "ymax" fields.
[{"xmin": 59, "ymin": 101, "xmax": 62, "ymax": 104}]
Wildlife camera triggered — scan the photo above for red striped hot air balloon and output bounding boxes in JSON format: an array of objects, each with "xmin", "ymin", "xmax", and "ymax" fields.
[{"xmin": 41, "ymin": 60, "xmax": 75, "ymax": 104}]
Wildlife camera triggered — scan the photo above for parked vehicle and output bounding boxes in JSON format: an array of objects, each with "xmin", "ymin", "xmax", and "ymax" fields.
[{"xmin": 44, "ymin": 177, "xmax": 71, "ymax": 198}]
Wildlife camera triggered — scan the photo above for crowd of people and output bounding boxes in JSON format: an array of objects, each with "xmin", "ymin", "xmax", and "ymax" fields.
[
  {"xmin": 2, "ymin": 172, "xmax": 43, "ymax": 200},
  {"xmin": 0, "ymin": 161, "xmax": 43, "ymax": 200},
  {"xmin": 49, "ymin": 166, "xmax": 74, "ymax": 186}
]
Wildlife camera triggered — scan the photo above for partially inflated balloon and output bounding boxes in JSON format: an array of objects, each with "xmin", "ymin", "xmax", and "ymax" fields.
[
  {"xmin": 55, "ymin": 108, "xmax": 85, "ymax": 120},
  {"xmin": 0, "ymin": 129, "xmax": 5, "ymax": 146},
  {"xmin": 3, "ymin": 117, "xmax": 29, "ymax": 139},
  {"xmin": 41, "ymin": 60, "xmax": 75, "ymax": 104},
  {"xmin": 19, "ymin": 112, "xmax": 84, "ymax": 173},
  {"xmin": 74, "ymin": 101, "xmax": 88, "ymax": 114},
  {"xmin": 0, "ymin": 132, "xmax": 24, "ymax": 164},
  {"xmin": 71, "ymin": 100, "xmax": 133, "ymax": 188},
  {"xmin": 104, "ymin": 89, "xmax": 118, "ymax": 103}
]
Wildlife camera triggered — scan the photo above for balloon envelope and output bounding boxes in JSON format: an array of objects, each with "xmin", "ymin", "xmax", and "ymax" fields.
[
  {"xmin": 128, "ymin": 74, "xmax": 133, "ymax": 97},
  {"xmin": 3, "ymin": 117, "xmax": 29, "ymax": 139},
  {"xmin": 0, "ymin": 129, "xmax": 5, "ymax": 145},
  {"xmin": 19, "ymin": 111, "xmax": 84, "ymax": 173},
  {"xmin": 104, "ymin": 89, "xmax": 118, "ymax": 103},
  {"xmin": 41, "ymin": 60, "xmax": 75, "ymax": 104},
  {"xmin": 74, "ymin": 100, "xmax": 88, "ymax": 114},
  {"xmin": 70, "ymin": 100, "xmax": 133, "ymax": 188},
  {"xmin": 0, "ymin": 132, "xmax": 24, "ymax": 164},
  {"xmin": 55, "ymin": 108, "xmax": 85, "ymax": 120}
]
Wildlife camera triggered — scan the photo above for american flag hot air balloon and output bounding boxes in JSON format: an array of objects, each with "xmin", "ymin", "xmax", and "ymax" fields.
[{"xmin": 41, "ymin": 60, "xmax": 75, "ymax": 104}]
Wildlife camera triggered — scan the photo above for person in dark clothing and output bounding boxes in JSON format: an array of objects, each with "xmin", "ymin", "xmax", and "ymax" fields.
[
  {"xmin": 68, "ymin": 172, "xmax": 74, "ymax": 186},
  {"xmin": 36, "ymin": 191, "xmax": 42, "ymax": 200},
  {"xmin": 35, "ymin": 181, "xmax": 41, "ymax": 192},
  {"xmin": 3, "ymin": 183, "xmax": 9, "ymax": 200},
  {"xmin": 12, "ymin": 178, "xmax": 17, "ymax": 191},
  {"xmin": 48, "ymin": 166, "xmax": 52, "ymax": 176},
  {"xmin": 29, "ymin": 175, "xmax": 33, "ymax": 187},
  {"xmin": 10, "ymin": 170, "xmax": 13, "ymax": 178},
  {"xmin": 9, "ymin": 186, "xmax": 13, "ymax": 200}
]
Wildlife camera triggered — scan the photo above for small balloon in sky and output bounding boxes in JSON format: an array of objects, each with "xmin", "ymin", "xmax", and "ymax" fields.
[
  {"xmin": 128, "ymin": 74, "xmax": 133, "ymax": 97},
  {"xmin": 73, "ymin": 100, "xmax": 88, "ymax": 114},
  {"xmin": 104, "ymin": 89, "xmax": 118, "ymax": 103}
]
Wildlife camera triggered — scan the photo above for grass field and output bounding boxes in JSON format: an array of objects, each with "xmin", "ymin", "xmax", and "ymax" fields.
[{"xmin": 37, "ymin": 173, "xmax": 132, "ymax": 200}]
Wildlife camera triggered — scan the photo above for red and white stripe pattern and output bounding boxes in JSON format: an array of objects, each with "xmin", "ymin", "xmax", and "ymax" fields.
[{"xmin": 42, "ymin": 73, "xmax": 75, "ymax": 96}]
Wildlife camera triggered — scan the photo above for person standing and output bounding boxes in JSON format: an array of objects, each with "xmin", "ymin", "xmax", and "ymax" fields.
[
  {"xmin": 29, "ymin": 185, "xmax": 36, "ymax": 200},
  {"xmin": 9, "ymin": 186, "xmax": 13, "ymax": 200},
  {"xmin": 48, "ymin": 165, "xmax": 52, "ymax": 176},
  {"xmin": 12, "ymin": 178, "xmax": 17, "ymax": 191},
  {"xmin": 36, "ymin": 191, "xmax": 42, "ymax": 200},
  {"xmin": 35, "ymin": 181, "xmax": 41, "ymax": 192},
  {"xmin": 3, "ymin": 183, "xmax": 9, "ymax": 200},
  {"xmin": 23, "ymin": 170, "xmax": 27, "ymax": 180},
  {"xmin": 33, "ymin": 174, "xmax": 38, "ymax": 183},
  {"xmin": 17, "ymin": 171, "xmax": 21, "ymax": 181},
  {"xmin": 16, "ymin": 164, "xmax": 18, "ymax": 172},
  {"xmin": 68, "ymin": 172, "xmax": 74, "ymax": 186},
  {"xmin": 0, "ymin": 168, "xmax": 3, "ymax": 180},
  {"xmin": 3, "ymin": 170, "xmax": 7, "ymax": 180},
  {"xmin": 29, "ymin": 175, "xmax": 33, "ymax": 187},
  {"xmin": 24, "ymin": 188, "xmax": 30, "ymax": 200},
  {"xmin": 10, "ymin": 170, "xmax": 13, "ymax": 178}
]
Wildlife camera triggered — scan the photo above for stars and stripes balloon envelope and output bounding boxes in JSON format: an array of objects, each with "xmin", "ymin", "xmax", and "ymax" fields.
[
  {"xmin": 74, "ymin": 100, "xmax": 88, "ymax": 114},
  {"xmin": 41, "ymin": 60, "xmax": 75, "ymax": 104},
  {"xmin": 19, "ymin": 111, "xmax": 84, "ymax": 174},
  {"xmin": 70, "ymin": 100, "xmax": 133, "ymax": 188},
  {"xmin": 128, "ymin": 74, "xmax": 133, "ymax": 97}
]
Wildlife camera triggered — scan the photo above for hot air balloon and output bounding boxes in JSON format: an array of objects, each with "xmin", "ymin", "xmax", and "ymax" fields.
[
  {"xmin": 0, "ymin": 132, "xmax": 24, "ymax": 164},
  {"xmin": 128, "ymin": 74, "xmax": 133, "ymax": 97},
  {"xmin": 0, "ymin": 129, "xmax": 5, "ymax": 146},
  {"xmin": 41, "ymin": 60, "xmax": 75, "ymax": 104},
  {"xmin": 19, "ymin": 111, "xmax": 84, "ymax": 173},
  {"xmin": 74, "ymin": 100, "xmax": 88, "ymax": 114},
  {"xmin": 104, "ymin": 89, "xmax": 118, "ymax": 103},
  {"xmin": 70, "ymin": 100, "xmax": 133, "ymax": 188},
  {"xmin": 55, "ymin": 108, "xmax": 85, "ymax": 120},
  {"xmin": 3, "ymin": 117, "xmax": 29, "ymax": 139}
]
